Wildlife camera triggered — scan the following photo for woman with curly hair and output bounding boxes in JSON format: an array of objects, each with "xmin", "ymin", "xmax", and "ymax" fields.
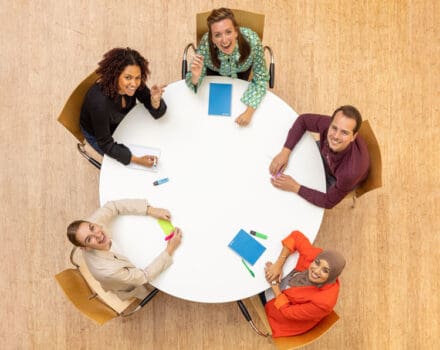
[
  {"xmin": 80, "ymin": 47, "xmax": 166, "ymax": 167},
  {"xmin": 186, "ymin": 7, "xmax": 269, "ymax": 126}
]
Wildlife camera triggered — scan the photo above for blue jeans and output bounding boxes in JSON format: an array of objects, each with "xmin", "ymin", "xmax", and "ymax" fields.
[{"xmin": 80, "ymin": 125, "xmax": 104, "ymax": 155}]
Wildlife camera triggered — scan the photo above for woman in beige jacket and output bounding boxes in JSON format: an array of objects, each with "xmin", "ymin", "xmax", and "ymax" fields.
[{"xmin": 66, "ymin": 199, "xmax": 182, "ymax": 300}]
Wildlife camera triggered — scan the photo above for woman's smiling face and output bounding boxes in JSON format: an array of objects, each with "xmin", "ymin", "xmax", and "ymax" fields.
[
  {"xmin": 117, "ymin": 65, "xmax": 142, "ymax": 96},
  {"xmin": 308, "ymin": 257, "xmax": 330, "ymax": 284},
  {"xmin": 210, "ymin": 18, "xmax": 238, "ymax": 55}
]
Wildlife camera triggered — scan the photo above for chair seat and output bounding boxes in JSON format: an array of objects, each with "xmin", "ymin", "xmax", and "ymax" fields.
[
  {"xmin": 272, "ymin": 311, "xmax": 339, "ymax": 350},
  {"xmin": 55, "ymin": 268, "xmax": 118, "ymax": 325},
  {"xmin": 243, "ymin": 295, "xmax": 339, "ymax": 349},
  {"xmin": 72, "ymin": 248, "xmax": 136, "ymax": 314}
]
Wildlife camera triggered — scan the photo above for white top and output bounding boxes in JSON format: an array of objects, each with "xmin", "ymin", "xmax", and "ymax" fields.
[{"xmin": 99, "ymin": 76, "xmax": 325, "ymax": 303}]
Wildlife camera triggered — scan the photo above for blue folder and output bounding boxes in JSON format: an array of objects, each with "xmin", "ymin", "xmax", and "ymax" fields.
[
  {"xmin": 208, "ymin": 83, "xmax": 232, "ymax": 116},
  {"xmin": 228, "ymin": 229, "xmax": 266, "ymax": 266}
]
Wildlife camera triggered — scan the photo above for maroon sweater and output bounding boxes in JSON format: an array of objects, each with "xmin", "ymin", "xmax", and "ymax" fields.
[{"xmin": 284, "ymin": 114, "xmax": 370, "ymax": 208}]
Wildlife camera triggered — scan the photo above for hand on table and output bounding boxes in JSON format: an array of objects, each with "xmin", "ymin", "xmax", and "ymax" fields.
[
  {"xmin": 131, "ymin": 154, "xmax": 157, "ymax": 168},
  {"xmin": 166, "ymin": 227, "xmax": 182, "ymax": 256},
  {"xmin": 235, "ymin": 106, "xmax": 255, "ymax": 127},
  {"xmin": 269, "ymin": 148, "xmax": 291, "ymax": 176},
  {"xmin": 190, "ymin": 54, "xmax": 204, "ymax": 85},
  {"xmin": 271, "ymin": 173, "xmax": 301, "ymax": 193},
  {"xmin": 265, "ymin": 261, "xmax": 283, "ymax": 283},
  {"xmin": 147, "ymin": 206, "xmax": 171, "ymax": 220}
]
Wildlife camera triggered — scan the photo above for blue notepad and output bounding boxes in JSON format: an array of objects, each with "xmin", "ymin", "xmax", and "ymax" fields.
[
  {"xmin": 208, "ymin": 83, "xmax": 232, "ymax": 116},
  {"xmin": 228, "ymin": 229, "xmax": 266, "ymax": 265}
]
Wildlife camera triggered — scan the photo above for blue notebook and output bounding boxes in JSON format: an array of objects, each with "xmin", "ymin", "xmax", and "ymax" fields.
[
  {"xmin": 208, "ymin": 83, "xmax": 232, "ymax": 116},
  {"xmin": 228, "ymin": 229, "xmax": 266, "ymax": 266}
]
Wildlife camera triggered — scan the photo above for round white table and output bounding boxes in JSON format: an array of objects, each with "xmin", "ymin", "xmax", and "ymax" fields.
[{"xmin": 99, "ymin": 76, "xmax": 325, "ymax": 303}]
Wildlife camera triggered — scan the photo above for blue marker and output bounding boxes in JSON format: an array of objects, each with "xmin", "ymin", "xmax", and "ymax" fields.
[{"xmin": 153, "ymin": 177, "xmax": 169, "ymax": 186}]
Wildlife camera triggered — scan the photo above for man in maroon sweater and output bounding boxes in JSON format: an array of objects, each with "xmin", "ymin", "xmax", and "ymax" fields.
[{"xmin": 269, "ymin": 105, "xmax": 370, "ymax": 209}]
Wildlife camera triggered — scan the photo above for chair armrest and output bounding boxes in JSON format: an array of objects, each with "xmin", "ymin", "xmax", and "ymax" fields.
[
  {"xmin": 264, "ymin": 46, "xmax": 275, "ymax": 88},
  {"xmin": 182, "ymin": 43, "xmax": 196, "ymax": 79},
  {"xmin": 121, "ymin": 288, "xmax": 160, "ymax": 317},
  {"xmin": 77, "ymin": 143, "xmax": 101, "ymax": 170}
]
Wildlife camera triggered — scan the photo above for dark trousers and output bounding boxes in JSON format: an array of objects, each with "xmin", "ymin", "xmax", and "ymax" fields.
[
  {"xmin": 80, "ymin": 125, "xmax": 104, "ymax": 155},
  {"xmin": 206, "ymin": 66, "xmax": 252, "ymax": 81},
  {"xmin": 316, "ymin": 141, "xmax": 336, "ymax": 190},
  {"xmin": 259, "ymin": 291, "xmax": 267, "ymax": 306}
]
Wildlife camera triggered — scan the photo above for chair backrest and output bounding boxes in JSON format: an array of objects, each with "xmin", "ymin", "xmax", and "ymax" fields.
[
  {"xmin": 55, "ymin": 268, "xmax": 118, "ymax": 325},
  {"xmin": 71, "ymin": 247, "xmax": 135, "ymax": 314},
  {"xmin": 196, "ymin": 9, "xmax": 265, "ymax": 43},
  {"xmin": 57, "ymin": 72, "xmax": 99, "ymax": 142},
  {"xmin": 272, "ymin": 311, "xmax": 340, "ymax": 350},
  {"xmin": 355, "ymin": 120, "xmax": 382, "ymax": 198}
]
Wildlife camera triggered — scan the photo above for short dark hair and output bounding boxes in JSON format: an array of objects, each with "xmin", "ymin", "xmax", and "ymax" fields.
[
  {"xmin": 96, "ymin": 47, "xmax": 150, "ymax": 101},
  {"xmin": 331, "ymin": 105, "xmax": 362, "ymax": 133},
  {"xmin": 66, "ymin": 220, "xmax": 87, "ymax": 247}
]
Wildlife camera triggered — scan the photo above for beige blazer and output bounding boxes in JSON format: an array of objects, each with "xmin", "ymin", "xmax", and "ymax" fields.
[{"xmin": 82, "ymin": 199, "xmax": 172, "ymax": 300}]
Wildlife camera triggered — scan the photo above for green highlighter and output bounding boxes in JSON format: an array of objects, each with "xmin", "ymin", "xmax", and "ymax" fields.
[
  {"xmin": 158, "ymin": 219, "xmax": 175, "ymax": 236},
  {"xmin": 250, "ymin": 230, "xmax": 268, "ymax": 240},
  {"xmin": 241, "ymin": 259, "xmax": 255, "ymax": 278}
]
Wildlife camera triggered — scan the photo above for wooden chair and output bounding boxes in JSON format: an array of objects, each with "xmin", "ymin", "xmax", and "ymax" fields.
[
  {"xmin": 272, "ymin": 311, "xmax": 340, "ymax": 350},
  {"xmin": 240, "ymin": 295, "xmax": 340, "ymax": 349},
  {"xmin": 55, "ymin": 247, "xmax": 159, "ymax": 325},
  {"xmin": 181, "ymin": 9, "xmax": 275, "ymax": 88},
  {"xmin": 351, "ymin": 120, "xmax": 382, "ymax": 207},
  {"xmin": 57, "ymin": 72, "xmax": 102, "ymax": 169}
]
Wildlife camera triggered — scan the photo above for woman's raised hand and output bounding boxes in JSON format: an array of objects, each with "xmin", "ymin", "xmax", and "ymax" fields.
[{"xmin": 190, "ymin": 54, "xmax": 204, "ymax": 85}]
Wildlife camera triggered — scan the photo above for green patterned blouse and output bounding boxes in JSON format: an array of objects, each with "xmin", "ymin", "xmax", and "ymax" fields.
[{"xmin": 185, "ymin": 27, "xmax": 269, "ymax": 109}]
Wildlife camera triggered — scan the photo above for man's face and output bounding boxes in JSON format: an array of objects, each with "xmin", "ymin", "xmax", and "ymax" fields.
[
  {"xmin": 76, "ymin": 222, "xmax": 111, "ymax": 251},
  {"xmin": 326, "ymin": 111, "xmax": 357, "ymax": 152}
]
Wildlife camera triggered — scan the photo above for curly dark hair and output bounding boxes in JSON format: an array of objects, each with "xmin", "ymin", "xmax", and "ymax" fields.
[
  {"xmin": 207, "ymin": 8, "xmax": 251, "ymax": 68},
  {"xmin": 96, "ymin": 47, "xmax": 151, "ymax": 101}
]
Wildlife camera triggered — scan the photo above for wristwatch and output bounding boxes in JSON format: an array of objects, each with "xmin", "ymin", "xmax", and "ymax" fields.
[{"xmin": 271, "ymin": 280, "xmax": 278, "ymax": 285}]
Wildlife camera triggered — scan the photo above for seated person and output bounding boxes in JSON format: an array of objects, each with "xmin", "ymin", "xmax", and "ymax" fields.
[
  {"xmin": 66, "ymin": 199, "xmax": 182, "ymax": 300},
  {"xmin": 80, "ymin": 47, "xmax": 167, "ymax": 168},
  {"xmin": 263, "ymin": 230, "xmax": 345, "ymax": 337},
  {"xmin": 186, "ymin": 7, "xmax": 269, "ymax": 126},
  {"xmin": 270, "ymin": 105, "xmax": 370, "ymax": 208}
]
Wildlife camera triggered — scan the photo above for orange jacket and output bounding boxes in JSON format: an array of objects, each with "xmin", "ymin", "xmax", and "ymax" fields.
[{"xmin": 265, "ymin": 231, "xmax": 340, "ymax": 337}]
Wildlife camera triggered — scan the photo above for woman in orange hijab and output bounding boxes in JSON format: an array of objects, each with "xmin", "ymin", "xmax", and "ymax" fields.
[{"xmin": 263, "ymin": 230, "xmax": 346, "ymax": 337}]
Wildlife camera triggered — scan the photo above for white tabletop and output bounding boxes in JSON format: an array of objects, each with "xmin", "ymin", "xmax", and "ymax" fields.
[{"xmin": 99, "ymin": 76, "xmax": 325, "ymax": 303}]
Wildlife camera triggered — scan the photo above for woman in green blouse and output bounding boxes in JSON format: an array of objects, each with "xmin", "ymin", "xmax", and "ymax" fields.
[{"xmin": 186, "ymin": 7, "xmax": 269, "ymax": 126}]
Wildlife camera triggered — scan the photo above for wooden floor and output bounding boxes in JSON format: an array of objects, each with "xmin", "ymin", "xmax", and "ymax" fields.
[{"xmin": 1, "ymin": 1, "xmax": 438, "ymax": 349}]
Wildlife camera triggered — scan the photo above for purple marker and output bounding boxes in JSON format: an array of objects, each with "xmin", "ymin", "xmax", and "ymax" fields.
[{"xmin": 272, "ymin": 171, "xmax": 281, "ymax": 179}]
